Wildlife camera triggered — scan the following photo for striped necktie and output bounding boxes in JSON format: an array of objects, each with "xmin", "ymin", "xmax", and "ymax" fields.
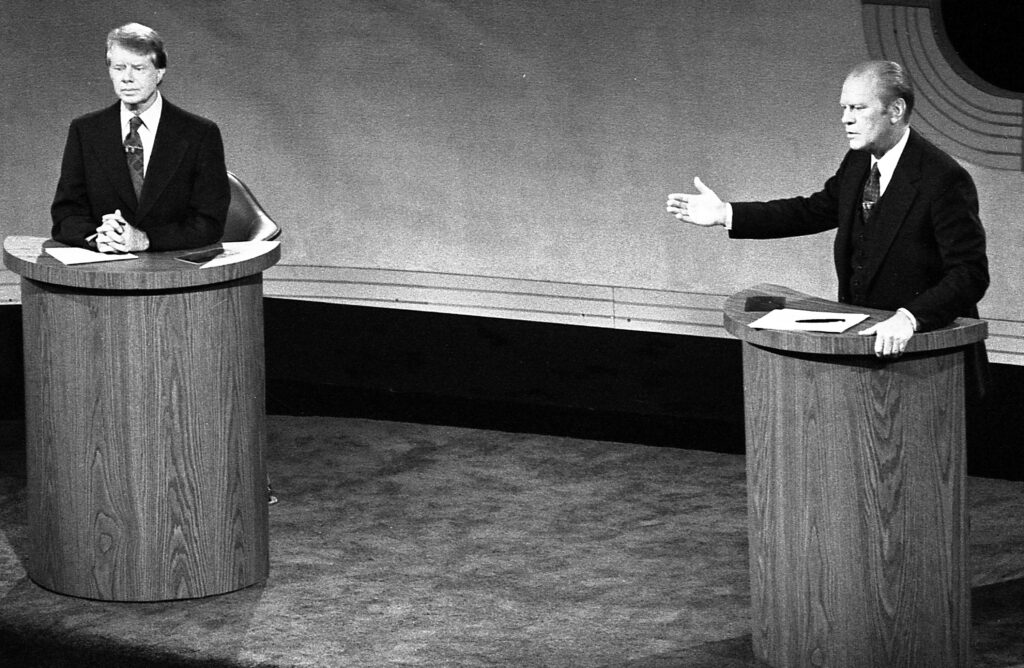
[
  {"xmin": 861, "ymin": 163, "xmax": 880, "ymax": 221},
  {"xmin": 125, "ymin": 115, "xmax": 145, "ymax": 200}
]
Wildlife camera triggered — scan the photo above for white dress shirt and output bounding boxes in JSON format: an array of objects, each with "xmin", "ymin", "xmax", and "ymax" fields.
[
  {"xmin": 871, "ymin": 126, "xmax": 910, "ymax": 197},
  {"xmin": 120, "ymin": 91, "xmax": 163, "ymax": 176}
]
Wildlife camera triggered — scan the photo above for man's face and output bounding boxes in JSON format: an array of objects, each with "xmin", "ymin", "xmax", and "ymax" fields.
[
  {"xmin": 840, "ymin": 73, "xmax": 902, "ymax": 158},
  {"xmin": 107, "ymin": 42, "xmax": 164, "ymax": 112}
]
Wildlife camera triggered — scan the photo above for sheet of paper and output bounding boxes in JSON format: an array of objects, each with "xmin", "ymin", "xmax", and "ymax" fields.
[
  {"xmin": 196, "ymin": 241, "xmax": 280, "ymax": 268},
  {"xmin": 747, "ymin": 308, "xmax": 869, "ymax": 333},
  {"xmin": 45, "ymin": 247, "xmax": 138, "ymax": 265}
]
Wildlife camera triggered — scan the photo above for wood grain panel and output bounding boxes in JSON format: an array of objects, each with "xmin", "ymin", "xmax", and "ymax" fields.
[
  {"xmin": 21, "ymin": 272, "xmax": 269, "ymax": 601},
  {"xmin": 743, "ymin": 343, "xmax": 969, "ymax": 667}
]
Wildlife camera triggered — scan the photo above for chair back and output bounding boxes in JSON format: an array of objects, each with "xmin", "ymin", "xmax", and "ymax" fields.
[{"xmin": 222, "ymin": 171, "xmax": 281, "ymax": 242}]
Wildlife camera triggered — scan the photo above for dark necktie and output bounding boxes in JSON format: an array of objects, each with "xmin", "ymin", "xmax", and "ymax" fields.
[
  {"xmin": 861, "ymin": 163, "xmax": 880, "ymax": 221},
  {"xmin": 125, "ymin": 115, "xmax": 145, "ymax": 200}
]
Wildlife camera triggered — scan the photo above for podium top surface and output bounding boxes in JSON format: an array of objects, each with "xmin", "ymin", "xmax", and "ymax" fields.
[
  {"xmin": 724, "ymin": 284, "xmax": 987, "ymax": 356},
  {"xmin": 3, "ymin": 236, "xmax": 280, "ymax": 291}
]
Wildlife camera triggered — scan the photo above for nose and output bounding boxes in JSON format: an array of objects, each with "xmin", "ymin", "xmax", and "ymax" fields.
[
  {"xmin": 121, "ymin": 69, "xmax": 134, "ymax": 83},
  {"xmin": 842, "ymin": 108, "xmax": 853, "ymax": 125}
]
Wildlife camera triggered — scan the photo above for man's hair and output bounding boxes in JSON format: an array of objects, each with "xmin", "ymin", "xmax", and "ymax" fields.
[
  {"xmin": 106, "ymin": 23, "xmax": 167, "ymax": 69},
  {"xmin": 850, "ymin": 60, "xmax": 915, "ymax": 119}
]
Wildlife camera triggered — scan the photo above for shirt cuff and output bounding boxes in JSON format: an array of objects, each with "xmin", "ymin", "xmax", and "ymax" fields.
[
  {"xmin": 723, "ymin": 203, "xmax": 733, "ymax": 230},
  {"xmin": 896, "ymin": 307, "xmax": 918, "ymax": 332}
]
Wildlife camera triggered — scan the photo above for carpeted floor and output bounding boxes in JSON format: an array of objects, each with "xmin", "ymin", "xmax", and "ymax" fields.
[{"xmin": 1, "ymin": 416, "xmax": 1023, "ymax": 666}]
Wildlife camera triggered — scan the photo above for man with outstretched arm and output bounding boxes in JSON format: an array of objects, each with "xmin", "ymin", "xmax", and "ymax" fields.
[{"xmin": 666, "ymin": 60, "xmax": 988, "ymax": 365}]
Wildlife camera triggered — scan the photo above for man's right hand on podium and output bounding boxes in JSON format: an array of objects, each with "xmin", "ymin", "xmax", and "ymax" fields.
[{"xmin": 858, "ymin": 310, "xmax": 916, "ymax": 358}]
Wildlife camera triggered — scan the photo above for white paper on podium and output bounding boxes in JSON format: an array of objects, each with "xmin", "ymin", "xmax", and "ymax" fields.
[
  {"xmin": 194, "ymin": 241, "xmax": 280, "ymax": 268},
  {"xmin": 748, "ymin": 308, "xmax": 869, "ymax": 333},
  {"xmin": 45, "ymin": 247, "xmax": 138, "ymax": 265}
]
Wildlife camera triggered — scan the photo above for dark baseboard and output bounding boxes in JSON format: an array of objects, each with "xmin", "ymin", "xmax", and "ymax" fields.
[
  {"xmin": 3, "ymin": 300, "xmax": 1023, "ymax": 480},
  {"xmin": 0, "ymin": 304, "xmax": 23, "ymax": 421},
  {"xmin": 262, "ymin": 297, "xmax": 747, "ymax": 450},
  {"xmin": 266, "ymin": 379, "xmax": 747, "ymax": 455}
]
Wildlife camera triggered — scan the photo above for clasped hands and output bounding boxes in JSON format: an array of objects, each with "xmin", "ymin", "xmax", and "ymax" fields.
[
  {"xmin": 95, "ymin": 209, "xmax": 150, "ymax": 253},
  {"xmin": 666, "ymin": 177, "xmax": 915, "ymax": 358}
]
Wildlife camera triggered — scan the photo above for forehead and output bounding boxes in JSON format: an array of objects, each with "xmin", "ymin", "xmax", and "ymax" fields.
[
  {"xmin": 840, "ymin": 73, "xmax": 884, "ymax": 105},
  {"xmin": 107, "ymin": 42, "xmax": 155, "ymax": 66}
]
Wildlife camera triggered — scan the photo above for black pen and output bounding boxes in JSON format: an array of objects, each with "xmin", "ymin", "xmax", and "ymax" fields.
[{"xmin": 795, "ymin": 318, "xmax": 844, "ymax": 323}]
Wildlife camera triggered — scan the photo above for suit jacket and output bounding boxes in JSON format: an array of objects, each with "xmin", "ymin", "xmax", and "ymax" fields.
[
  {"xmin": 51, "ymin": 98, "xmax": 229, "ymax": 251},
  {"xmin": 729, "ymin": 129, "xmax": 990, "ymax": 399},
  {"xmin": 729, "ymin": 129, "xmax": 989, "ymax": 332}
]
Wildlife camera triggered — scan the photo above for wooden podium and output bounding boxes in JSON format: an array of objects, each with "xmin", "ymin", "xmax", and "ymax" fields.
[
  {"xmin": 724, "ymin": 284, "xmax": 987, "ymax": 668},
  {"xmin": 3, "ymin": 236, "xmax": 279, "ymax": 601}
]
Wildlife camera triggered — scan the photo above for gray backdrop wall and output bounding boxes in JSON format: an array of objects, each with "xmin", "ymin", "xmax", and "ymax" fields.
[{"xmin": 2, "ymin": 0, "xmax": 1022, "ymax": 361}]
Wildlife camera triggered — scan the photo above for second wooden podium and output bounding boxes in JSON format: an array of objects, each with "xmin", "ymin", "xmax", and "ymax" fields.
[
  {"xmin": 724, "ymin": 284, "xmax": 987, "ymax": 668},
  {"xmin": 3, "ymin": 236, "xmax": 279, "ymax": 602}
]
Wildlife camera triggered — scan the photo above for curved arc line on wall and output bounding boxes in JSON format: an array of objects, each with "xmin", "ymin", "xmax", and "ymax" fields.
[
  {"xmin": 924, "ymin": 0, "xmax": 1024, "ymax": 102},
  {"xmin": 896, "ymin": 11, "xmax": 1019, "ymax": 157},
  {"xmin": 905, "ymin": 12, "xmax": 1017, "ymax": 129},
  {"xmin": 861, "ymin": 0, "xmax": 1024, "ymax": 171}
]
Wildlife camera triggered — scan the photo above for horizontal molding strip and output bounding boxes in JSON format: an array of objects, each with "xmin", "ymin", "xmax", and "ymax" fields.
[
  {"xmin": 260, "ymin": 264, "xmax": 1024, "ymax": 364},
  {"xmin": 3, "ymin": 263, "xmax": 1023, "ymax": 364},
  {"xmin": 263, "ymin": 264, "xmax": 729, "ymax": 338},
  {"xmin": 982, "ymin": 318, "xmax": 1024, "ymax": 366},
  {"xmin": 0, "ymin": 273, "xmax": 18, "ymax": 304}
]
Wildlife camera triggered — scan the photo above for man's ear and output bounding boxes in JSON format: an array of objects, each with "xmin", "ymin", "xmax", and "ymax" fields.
[{"xmin": 889, "ymin": 97, "xmax": 907, "ymax": 123}]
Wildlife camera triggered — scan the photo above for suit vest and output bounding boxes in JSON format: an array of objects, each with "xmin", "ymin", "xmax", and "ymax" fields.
[{"xmin": 847, "ymin": 187, "xmax": 887, "ymax": 307}]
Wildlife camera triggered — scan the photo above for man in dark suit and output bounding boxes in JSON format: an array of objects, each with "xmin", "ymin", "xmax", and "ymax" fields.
[
  {"xmin": 51, "ymin": 23, "xmax": 229, "ymax": 253},
  {"xmin": 665, "ymin": 60, "xmax": 989, "ymax": 361}
]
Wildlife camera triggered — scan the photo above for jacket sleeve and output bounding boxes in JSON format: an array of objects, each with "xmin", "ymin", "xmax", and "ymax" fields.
[
  {"xmin": 143, "ymin": 121, "xmax": 229, "ymax": 251},
  {"xmin": 729, "ymin": 153, "xmax": 856, "ymax": 240},
  {"xmin": 903, "ymin": 166, "xmax": 989, "ymax": 330},
  {"xmin": 50, "ymin": 121, "xmax": 100, "ymax": 249}
]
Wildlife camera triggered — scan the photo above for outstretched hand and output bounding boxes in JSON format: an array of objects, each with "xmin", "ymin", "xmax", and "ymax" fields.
[{"xmin": 666, "ymin": 177, "xmax": 729, "ymax": 227}]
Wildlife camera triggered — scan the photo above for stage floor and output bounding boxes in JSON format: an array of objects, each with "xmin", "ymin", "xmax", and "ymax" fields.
[{"xmin": 2, "ymin": 416, "xmax": 1023, "ymax": 666}]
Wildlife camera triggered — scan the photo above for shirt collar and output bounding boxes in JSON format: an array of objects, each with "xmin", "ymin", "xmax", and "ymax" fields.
[
  {"xmin": 120, "ymin": 91, "xmax": 163, "ymax": 132},
  {"xmin": 871, "ymin": 126, "xmax": 910, "ymax": 194}
]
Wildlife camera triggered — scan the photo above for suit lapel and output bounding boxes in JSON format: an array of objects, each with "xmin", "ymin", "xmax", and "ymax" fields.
[
  {"xmin": 834, "ymin": 151, "xmax": 870, "ymax": 291},
  {"xmin": 838, "ymin": 153, "xmax": 868, "ymax": 233},
  {"xmin": 859, "ymin": 130, "xmax": 923, "ymax": 283},
  {"xmin": 137, "ymin": 100, "xmax": 189, "ymax": 221},
  {"xmin": 89, "ymin": 103, "xmax": 139, "ymax": 208}
]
